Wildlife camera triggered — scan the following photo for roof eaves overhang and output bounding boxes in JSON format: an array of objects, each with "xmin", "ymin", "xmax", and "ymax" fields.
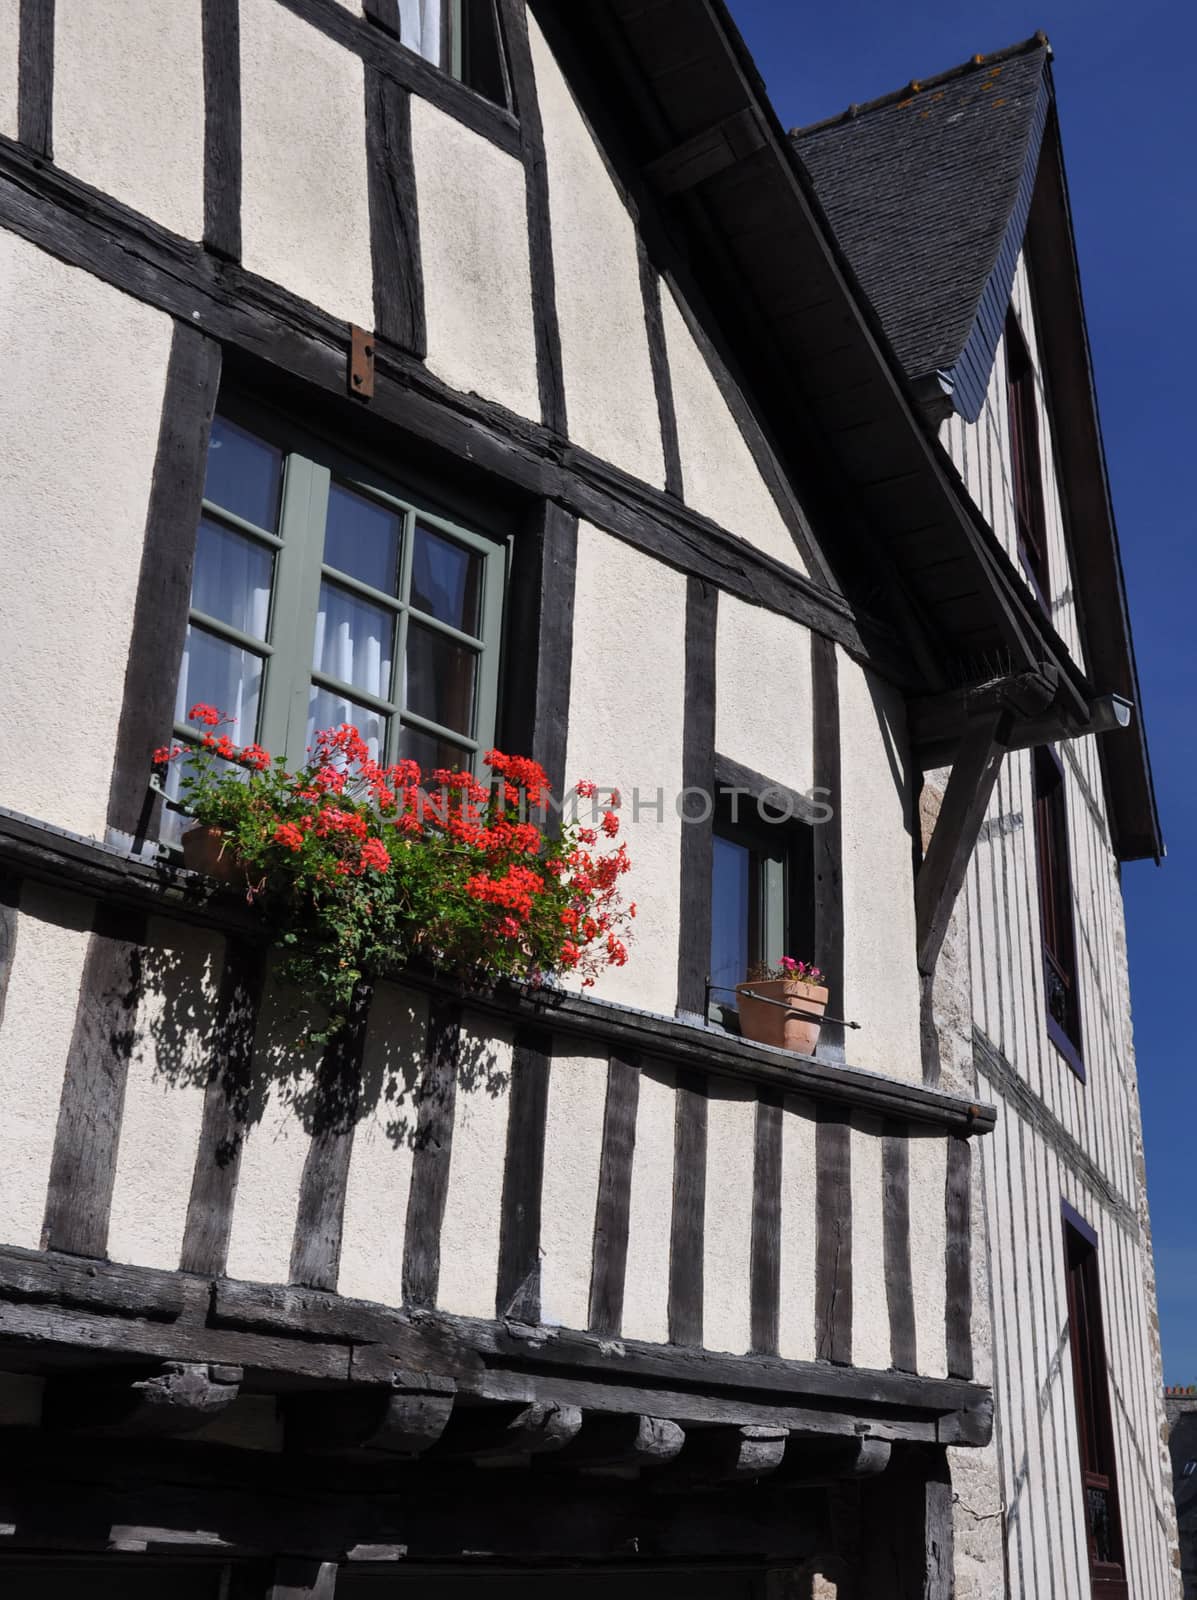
[
  {"xmin": 584, "ymin": 0, "xmax": 1095, "ymax": 739},
  {"xmin": 1022, "ymin": 94, "xmax": 1163, "ymax": 863}
]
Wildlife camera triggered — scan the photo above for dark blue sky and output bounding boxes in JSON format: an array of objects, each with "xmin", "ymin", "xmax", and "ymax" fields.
[{"xmin": 725, "ymin": 0, "xmax": 1196, "ymax": 1380}]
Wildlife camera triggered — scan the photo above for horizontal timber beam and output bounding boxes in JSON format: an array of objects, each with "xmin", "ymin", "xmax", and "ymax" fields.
[
  {"xmin": 0, "ymin": 807, "xmax": 995, "ymax": 1136},
  {"xmin": 0, "ymin": 135, "xmax": 909, "ymax": 685},
  {"xmin": 0, "ymin": 1250, "xmax": 992, "ymax": 1450}
]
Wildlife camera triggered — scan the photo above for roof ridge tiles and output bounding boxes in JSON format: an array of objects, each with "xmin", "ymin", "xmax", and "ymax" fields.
[{"xmin": 789, "ymin": 31, "xmax": 1050, "ymax": 138}]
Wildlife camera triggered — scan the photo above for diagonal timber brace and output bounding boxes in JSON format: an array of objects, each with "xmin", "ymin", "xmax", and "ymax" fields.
[{"xmin": 916, "ymin": 709, "xmax": 1012, "ymax": 977}]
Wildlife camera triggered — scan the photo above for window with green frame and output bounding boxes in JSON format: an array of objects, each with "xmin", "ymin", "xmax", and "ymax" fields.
[{"xmin": 163, "ymin": 410, "xmax": 506, "ymax": 836}]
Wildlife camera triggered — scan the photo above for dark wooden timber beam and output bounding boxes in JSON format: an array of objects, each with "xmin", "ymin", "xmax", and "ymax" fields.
[
  {"xmin": 550, "ymin": 1412, "xmax": 685, "ymax": 1471},
  {"xmin": 429, "ymin": 1400, "xmax": 583, "ymax": 1464},
  {"xmin": 644, "ymin": 107, "xmax": 768, "ymax": 195},
  {"xmin": 916, "ymin": 709, "xmax": 1012, "ymax": 977},
  {"xmin": 775, "ymin": 1436, "xmax": 892, "ymax": 1485},
  {"xmin": 43, "ymin": 1362, "xmax": 242, "ymax": 1437},
  {"xmin": 650, "ymin": 1424, "xmax": 789, "ymax": 1487},
  {"xmin": 286, "ymin": 1381, "xmax": 455, "ymax": 1457}
]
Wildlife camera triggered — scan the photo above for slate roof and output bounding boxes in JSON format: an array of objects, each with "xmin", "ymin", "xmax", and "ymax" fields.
[{"xmin": 791, "ymin": 38, "xmax": 1051, "ymax": 420}]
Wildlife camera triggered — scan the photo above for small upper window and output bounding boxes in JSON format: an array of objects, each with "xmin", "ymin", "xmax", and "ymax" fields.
[
  {"xmin": 162, "ymin": 407, "xmax": 505, "ymax": 838},
  {"xmin": 375, "ymin": 0, "xmax": 513, "ymax": 109},
  {"xmin": 708, "ymin": 793, "xmax": 813, "ymax": 1026},
  {"xmin": 1005, "ymin": 307, "xmax": 1051, "ymax": 606},
  {"xmin": 1033, "ymin": 746, "xmax": 1083, "ymax": 1073}
]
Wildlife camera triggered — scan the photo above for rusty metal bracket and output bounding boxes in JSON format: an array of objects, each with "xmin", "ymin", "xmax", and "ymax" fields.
[{"xmin": 349, "ymin": 325, "xmax": 375, "ymax": 401}]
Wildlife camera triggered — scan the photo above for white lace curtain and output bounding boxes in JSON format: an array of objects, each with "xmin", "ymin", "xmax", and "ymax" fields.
[{"xmin": 398, "ymin": 0, "xmax": 443, "ymax": 68}]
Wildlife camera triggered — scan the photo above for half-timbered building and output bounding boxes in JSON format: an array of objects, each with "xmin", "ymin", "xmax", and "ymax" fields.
[{"xmin": 0, "ymin": 4, "xmax": 1174, "ymax": 1597}]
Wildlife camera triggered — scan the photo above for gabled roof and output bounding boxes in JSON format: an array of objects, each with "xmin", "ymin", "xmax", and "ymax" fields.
[
  {"xmin": 538, "ymin": 3, "xmax": 1160, "ymax": 860},
  {"xmin": 792, "ymin": 38, "xmax": 1051, "ymax": 422}
]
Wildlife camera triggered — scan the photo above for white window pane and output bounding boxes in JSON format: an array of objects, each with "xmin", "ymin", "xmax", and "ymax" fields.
[
  {"xmin": 398, "ymin": 0, "xmax": 442, "ymax": 65},
  {"xmin": 193, "ymin": 518, "xmax": 273, "ymax": 639},
  {"xmin": 314, "ymin": 582, "xmax": 394, "ymax": 700},
  {"xmin": 307, "ymin": 686, "xmax": 386, "ymax": 766},
  {"xmin": 175, "ymin": 624, "xmax": 263, "ymax": 741}
]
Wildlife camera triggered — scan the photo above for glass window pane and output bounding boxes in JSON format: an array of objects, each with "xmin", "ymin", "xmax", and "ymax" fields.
[
  {"xmin": 411, "ymin": 524, "xmax": 482, "ymax": 635},
  {"xmin": 324, "ymin": 483, "xmax": 402, "ymax": 596},
  {"xmin": 398, "ymin": 723, "xmax": 471, "ymax": 778},
  {"xmin": 192, "ymin": 518, "xmax": 273, "ymax": 639},
  {"xmin": 710, "ymin": 834, "xmax": 752, "ymax": 1003},
  {"xmin": 404, "ymin": 622, "xmax": 477, "ymax": 737},
  {"xmin": 204, "ymin": 416, "xmax": 282, "ymax": 530},
  {"xmin": 314, "ymin": 582, "xmax": 395, "ymax": 700},
  {"xmin": 175, "ymin": 624, "xmax": 263, "ymax": 742},
  {"xmin": 308, "ymin": 686, "xmax": 386, "ymax": 765},
  {"xmin": 398, "ymin": 0, "xmax": 442, "ymax": 65}
]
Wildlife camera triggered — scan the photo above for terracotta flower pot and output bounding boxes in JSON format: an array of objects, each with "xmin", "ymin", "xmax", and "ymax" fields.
[
  {"xmin": 181, "ymin": 824, "xmax": 243, "ymax": 884},
  {"xmin": 735, "ymin": 978, "xmax": 829, "ymax": 1056}
]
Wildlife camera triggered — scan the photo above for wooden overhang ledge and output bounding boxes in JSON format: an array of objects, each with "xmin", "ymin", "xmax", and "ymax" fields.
[{"xmin": 0, "ymin": 1248, "xmax": 994, "ymax": 1476}]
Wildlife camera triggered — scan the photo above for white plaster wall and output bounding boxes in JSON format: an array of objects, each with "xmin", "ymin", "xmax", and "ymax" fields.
[
  {"xmin": 702, "ymin": 1082, "xmax": 756, "ymax": 1354},
  {"xmin": 411, "ymin": 98, "xmax": 540, "ymax": 420},
  {"xmin": 54, "ymin": 0, "xmax": 204, "ymax": 239},
  {"xmin": 336, "ymin": 982, "xmax": 426, "ymax": 1306},
  {"xmin": 527, "ymin": 14, "xmax": 664, "ymax": 487},
  {"xmin": 436, "ymin": 1016, "xmax": 511, "ymax": 1319},
  {"xmin": 620, "ymin": 1063, "xmax": 674, "ymax": 1343},
  {"xmin": 715, "ymin": 594, "xmax": 814, "ymax": 797},
  {"xmin": 777, "ymin": 1093, "xmax": 817, "ymax": 1362},
  {"xmin": 539, "ymin": 1047, "xmax": 608, "ymax": 1328},
  {"xmin": 564, "ymin": 523, "xmax": 687, "ymax": 1014},
  {"xmin": 0, "ymin": 232, "xmax": 172, "ymax": 840},
  {"xmin": 908, "ymin": 1131, "xmax": 948, "ymax": 1378},
  {"xmin": 224, "ymin": 975, "xmax": 324, "ymax": 1284},
  {"xmin": 0, "ymin": 0, "xmax": 19, "ymax": 140},
  {"xmin": 661, "ymin": 285, "xmax": 805, "ymax": 572},
  {"xmin": 107, "ymin": 919, "xmax": 220, "ymax": 1270},
  {"xmin": 849, "ymin": 1115, "xmax": 891, "ymax": 1372},
  {"xmin": 836, "ymin": 649, "xmax": 922, "ymax": 1080},
  {"xmin": 0, "ymin": 886, "xmax": 92, "ymax": 1250},
  {"xmin": 239, "ymin": 0, "xmax": 373, "ymax": 327}
]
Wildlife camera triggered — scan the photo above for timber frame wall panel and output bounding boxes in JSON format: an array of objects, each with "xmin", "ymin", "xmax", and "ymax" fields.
[{"xmin": 944, "ymin": 238, "xmax": 1174, "ymax": 1593}]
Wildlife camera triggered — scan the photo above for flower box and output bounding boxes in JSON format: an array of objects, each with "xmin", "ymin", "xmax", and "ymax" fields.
[{"xmin": 735, "ymin": 961, "xmax": 828, "ymax": 1055}]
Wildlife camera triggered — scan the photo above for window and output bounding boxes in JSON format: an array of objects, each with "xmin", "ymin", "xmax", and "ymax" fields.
[
  {"xmin": 1033, "ymin": 746, "xmax": 1083, "ymax": 1072},
  {"xmin": 1005, "ymin": 307, "xmax": 1051, "ymax": 603},
  {"xmin": 708, "ymin": 796, "xmax": 813, "ymax": 1025},
  {"xmin": 390, "ymin": 0, "xmax": 512, "ymax": 108},
  {"xmin": 1063, "ymin": 1207, "xmax": 1127, "ymax": 1600},
  {"xmin": 164, "ymin": 409, "xmax": 505, "ymax": 834}
]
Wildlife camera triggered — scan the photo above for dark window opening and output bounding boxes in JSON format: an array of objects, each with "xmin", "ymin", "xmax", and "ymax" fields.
[
  {"xmin": 393, "ymin": 0, "xmax": 513, "ymax": 109},
  {"xmin": 708, "ymin": 795, "xmax": 814, "ymax": 1026},
  {"xmin": 1005, "ymin": 307, "xmax": 1051, "ymax": 605},
  {"xmin": 1064, "ymin": 1209, "xmax": 1128, "ymax": 1600},
  {"xmin": 1033, "ymin": 746, "xmax": 1083, "ymax": 1072}
]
